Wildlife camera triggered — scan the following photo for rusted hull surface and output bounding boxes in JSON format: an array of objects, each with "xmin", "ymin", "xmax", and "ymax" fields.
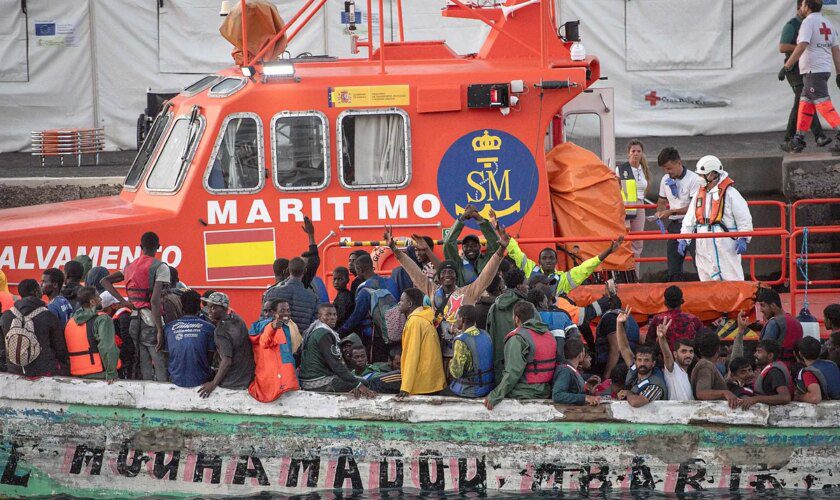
[{"xmin": 0, "ymin": 376, "xmax": 838, "ymax": 496}]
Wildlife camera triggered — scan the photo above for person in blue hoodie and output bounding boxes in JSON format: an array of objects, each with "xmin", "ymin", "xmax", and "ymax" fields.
[{"xmin": 338, "ymin": 254, "xmax": 398, "ymax": 361}]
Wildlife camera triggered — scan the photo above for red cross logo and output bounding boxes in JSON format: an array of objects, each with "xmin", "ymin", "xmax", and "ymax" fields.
[
  {"xmin": 820, "ymin": 23, "xmax": 832, "ymax": 41},
  {"xmin": 645, "ymin": 91, "xmax": 661, "ymax": 106}
]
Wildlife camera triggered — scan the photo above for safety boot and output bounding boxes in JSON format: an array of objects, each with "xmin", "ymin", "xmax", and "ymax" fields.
[{"xmin": 789, "ymin": 134, "xmax": 806, "ymax": 153}]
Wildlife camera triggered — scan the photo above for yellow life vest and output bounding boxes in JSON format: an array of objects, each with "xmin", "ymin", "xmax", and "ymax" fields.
[{"xmin": 617, "ymin": 163, "xmax": 638, "ymax": 216}]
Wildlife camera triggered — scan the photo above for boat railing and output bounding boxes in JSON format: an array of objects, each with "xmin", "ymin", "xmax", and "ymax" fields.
[
  {"xmin": 623, "ymin": 200, "xmax": 788, "ymax": 285},
  {"xmin": 789, "ymin": 199, "xmax": 839, "ymax": 322},
  {"xmin": 789, "ymin": 225, "xmax": 840, "ymax": 319}
]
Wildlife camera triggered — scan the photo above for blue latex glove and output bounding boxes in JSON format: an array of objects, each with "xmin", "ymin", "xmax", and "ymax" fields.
[
  {"xmin": 664, "ymin": 177, "xmax": 679, "ymax": 197},
  {"xmin": 677, "ymin": 239, "xmax": 688, "ymax": 256},
  {"xmin": 655, "ymin": 219, "xmax": 666, "ymax": 234},
  {"xmin": 736, "ymin": 237, "xmax": 748, "ymax": 255}
]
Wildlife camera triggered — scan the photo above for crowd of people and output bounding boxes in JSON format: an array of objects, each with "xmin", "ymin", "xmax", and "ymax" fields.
[{"xmin": 1, "ymin": 204, "xmax": 838, "ymax": 410}]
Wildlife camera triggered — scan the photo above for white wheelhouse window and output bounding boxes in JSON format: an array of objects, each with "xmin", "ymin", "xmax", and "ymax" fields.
[
  {"xmin": 337, "ymin": 108, "xmax": 411, "ymax": 190},
  {"xmin": 145, "ymin": 113, "xmax": 205, "ymax": 194},
  {"xmin": 183, "ymin": 75, "xmax": 221, "ymax": 96},
  {"xmin": 204, "ymin": 113, "xmax": 265, "ymax": 194},
  {"xmin": 208, "ymin": 77, "xmax": 247, "ymax": 98},
  {"xmin": 271, "ymin": 111, "xmax": 330, "ymax": 192},
  {"xmin": 125, "ymin": 111, "xmax": 172, "ymax": 190}
]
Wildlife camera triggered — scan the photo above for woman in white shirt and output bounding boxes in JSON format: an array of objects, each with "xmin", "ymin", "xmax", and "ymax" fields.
[{"xmin": 616, "ymin": 140, "xmax": 650, "ymax": 277}]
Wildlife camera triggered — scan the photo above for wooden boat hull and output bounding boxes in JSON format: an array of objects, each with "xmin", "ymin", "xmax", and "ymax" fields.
[{"xmin": 0, "ymin": 375, "xmax": 838, "ymax": 496}]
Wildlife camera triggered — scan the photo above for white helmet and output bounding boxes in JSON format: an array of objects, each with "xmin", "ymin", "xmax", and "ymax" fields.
[{"xmin": 695, "ymin": 155, "xmax": 723, "ymax": 175}]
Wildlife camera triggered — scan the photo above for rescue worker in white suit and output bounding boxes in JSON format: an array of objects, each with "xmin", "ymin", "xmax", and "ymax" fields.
[{"xmin": 678, "ymin": 156, "xmax": 753, "ymax": 281}]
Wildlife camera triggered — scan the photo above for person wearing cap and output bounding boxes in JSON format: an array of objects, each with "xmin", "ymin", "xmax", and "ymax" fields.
[
  {"xmin": 100, "ymin": 290, "xmax": 135, "ymax": 379},
  {"xmin": 679, "ymin": 155, "xmax": 753, "ymax": 281},
  {"xmin": 165, "ymin": 290, "xmax": 216, "ymax": 388},
  {"xmin": 386, "ymin": 226, "xmax": 507, "ymax": 365},
  {"xmin": 339, "ymin": 333, "xmax": 365, "ymax": 366},
  {"xmin": 65, "ymin": 286, "xmax": 120, "ymax": 382},
  {"xmin": 198, "ymin": 292, "xmax": 255, "ymax": 397},
  {"xmin": 443, "ymin": 204, "xmax": 501, "ymax": 286}
]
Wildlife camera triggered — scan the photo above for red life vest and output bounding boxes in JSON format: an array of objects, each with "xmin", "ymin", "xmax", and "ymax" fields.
[
  {"xmin": 505, "ymin": 327, "xmax": 557, "ymax": 384},
  {"xmin": 694, "ymin": 176, "xmax": 734, "ymax": 227},
  {"xmin": 65, "ymin": 312, "xmax": 122, "ymax": 376},
  {"xmin": 778, "ymin": 313, "xmax": 804, "ymax": 364},
  {"xmin": 0, "ymin": 291, "xmax": 19, "ymax": 313},
  {"xmin": 124, "ymin": 254, "xmax": 162, "ymax": 309},
  {"xmin": 753, "ymin": 361, "xmax": 792, "ymax": 396}
]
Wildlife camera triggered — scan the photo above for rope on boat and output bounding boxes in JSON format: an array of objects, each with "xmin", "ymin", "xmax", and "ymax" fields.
[{"xmin": 796, "ymin": 227, "xmax": 810, "ymax": 310}]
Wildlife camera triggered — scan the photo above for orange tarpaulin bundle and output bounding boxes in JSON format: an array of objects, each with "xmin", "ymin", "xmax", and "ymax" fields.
[
  {"xmin": 568, "ymin": 281, "xmax": 759, "ymax": 323},
  {"xmin": 220, "ymin": 1, "xmax": 288, "ymax": 65},
  {"xmin": 546, "ymin": 143, "xmax": 634, "ymax": 270}
]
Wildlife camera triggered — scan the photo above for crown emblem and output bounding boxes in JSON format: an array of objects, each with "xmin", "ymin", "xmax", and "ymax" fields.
[{"xmin": 472, "ymin": 130, "xmax": 502, "ymax": 152}]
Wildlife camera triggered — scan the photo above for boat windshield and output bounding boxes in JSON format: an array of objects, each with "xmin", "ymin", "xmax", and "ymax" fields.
[
  {"xmin": 125, "ymin": 111, "xmax": 171, "ymax": 189},
  {"xmin": 146, "ymin": 110, "xmax": 202, "ymax": 192}
]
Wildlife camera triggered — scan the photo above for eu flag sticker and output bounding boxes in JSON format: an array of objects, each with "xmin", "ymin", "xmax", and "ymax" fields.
[{"xmin": 35, "ymin": 23, "xmax": 56, "ymax": 36}]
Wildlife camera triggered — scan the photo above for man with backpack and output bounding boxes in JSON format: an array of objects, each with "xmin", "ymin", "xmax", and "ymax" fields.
[
  {"xmin": 338, "ymin": 253, "xmax": 398, "ymax": 361},
  {"xmin": 0, "ymin": 279, "xmax": 68, "ymax": 376},
  {"xmin": 101, "ymin": 231, "xmax": 169, "ymax": 381}
]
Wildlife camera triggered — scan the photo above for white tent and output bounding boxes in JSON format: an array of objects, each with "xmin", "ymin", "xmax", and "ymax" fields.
[{"xmin": 0, "ymin": 0, "xmax": 836, "ymax": 152}]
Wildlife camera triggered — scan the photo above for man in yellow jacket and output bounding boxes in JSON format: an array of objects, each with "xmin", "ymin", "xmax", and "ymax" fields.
[{"xmin": 397, "ymin": 288, "xmax": 445, "ymax": 397}]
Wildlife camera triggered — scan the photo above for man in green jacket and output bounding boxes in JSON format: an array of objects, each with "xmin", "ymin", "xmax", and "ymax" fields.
[
  {"xmin": 484, "ymin": 302, "xmax": 556, "ymax": 410},
  {"xmin": 70, "ymin": 286, "xmax": 120, "ymax": 382},
  {"xmin": 486, "ymin": 267, "xmax": 528, "ymax": 380},
  {"xmin": 299, "ymin": 304, "xmax": 374, "ymax": 395},
  {"xmin": 443, "ymin": 204, "xmax": 500, "ymax": 286}
]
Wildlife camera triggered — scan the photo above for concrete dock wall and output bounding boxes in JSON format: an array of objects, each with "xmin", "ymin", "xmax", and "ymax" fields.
[{"xmin": 0, "ymin": 375, "xmax": 837, "ymax": 496}]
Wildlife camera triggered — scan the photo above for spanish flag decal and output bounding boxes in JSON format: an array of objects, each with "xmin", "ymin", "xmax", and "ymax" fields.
[{"xmin": 204, "ymin": 228, "xmax": 276, "ymax": 281}]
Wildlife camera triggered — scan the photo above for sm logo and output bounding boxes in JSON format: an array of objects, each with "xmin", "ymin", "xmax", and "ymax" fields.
[{"xmin": 437, "ymin": 129, "xmax": 538, "ymax": 229}]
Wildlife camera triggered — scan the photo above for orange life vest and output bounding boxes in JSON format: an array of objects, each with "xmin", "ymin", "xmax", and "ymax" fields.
[
  {"xmin": 65, "ymin": 312, "xmax": 122, "ymax": 376},
  {"xmin": 248, "ymin": 321, "xmax": 299, "ymax": 402},
  {"xmin": 555, "ymin": 294, "xmax": 582, "ymax": 325},
  {"xmin": 694, "ymin": 176, "xmax": 734, "ymax": 227},
  {"xmin": 0, "ymin": 292, "xmax": 18, "ymax": 313}
]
